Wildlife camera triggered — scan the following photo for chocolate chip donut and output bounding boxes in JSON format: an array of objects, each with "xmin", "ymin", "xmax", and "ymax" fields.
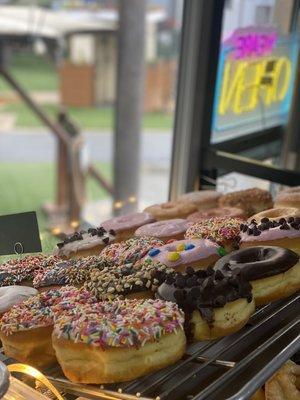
[
  {"xmin": 214, "ymin": 246, "xmax": 300, "ymax": 305},
  {"xmin": 240, "ymin": 217, "xmax": 300, "ymax": 254},
  {"xmin": 157, "ymin": 267, "xmax": 254, "ymax": 341}
]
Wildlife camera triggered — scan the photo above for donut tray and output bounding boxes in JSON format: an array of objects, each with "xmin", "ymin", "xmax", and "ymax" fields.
[{"xmin": 1, "ymin": 292, "xmax": 299, "ymax": 400}]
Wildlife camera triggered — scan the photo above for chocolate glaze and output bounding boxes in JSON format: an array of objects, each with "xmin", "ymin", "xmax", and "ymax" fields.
[
  {"xmin": 214, "ymin": 246, "xmax": 299, "ymax": 281},
  {"xmin": 157, "ymin": 267, "xmax": 252, "ymax": 328}
]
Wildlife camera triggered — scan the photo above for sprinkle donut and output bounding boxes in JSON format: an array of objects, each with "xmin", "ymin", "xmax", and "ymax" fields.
[
  {"xmin": 187, "ymin": 207, "xmax": 246, "ymax": 222},
  {"xmin": 218, "ymin": 188, "xmax": 273, "ymax": 217},
  {"xmin": 100, "ymin": 236, "xmax": 164, "ymax": 266},
  {"xmin": 134, "ymin": 219, "xmax": 189, "ymax": 242},
  {"xmin": 0, "ymin": 286, "xmax": 96, "ymax": 368},
  {"xmin": 101, "ymin": 212, "xmax": 155, "ymax": 241},
  {"xmin": 54, "ymin": 227, "xmax": 116, "ymax": 259},
  {"xmin": 84, "ymin": 258, "xmax": 174, "ymax": 300},
  {"xmin": 144, "ymin": 201, "xmax": 198, "ymax": 220},
  {"xmin": 145, "ymin": 238, "xmax": 220, "ymax": 271},
  {"xmin": 185, "ymin": 217, "xmax": 242, "ymax": 252},
  {"xmin": 52, "ymin": 299, "xmax": 186, "ymax": 383}
]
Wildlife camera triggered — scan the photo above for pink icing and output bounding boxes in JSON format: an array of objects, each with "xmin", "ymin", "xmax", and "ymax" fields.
[
  {"xmin": 241, "ymin": 226, "xmax": 300, "ymax": 242},
  {"xmin": 101, "ymin": 212, "xmax": 155, "ymax": 232},
  {"xmin": 135, "ymin": 219, "xmax": 189, "ymax": 238},
  {"xmin": 146, "ymin": 238, "xmax": 219, "ymax": 267}
]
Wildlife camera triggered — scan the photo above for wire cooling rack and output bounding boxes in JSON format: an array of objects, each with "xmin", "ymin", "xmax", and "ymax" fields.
[{"xmin": 1, "ymin": 292, "xmax": 299, "ymax": 400}]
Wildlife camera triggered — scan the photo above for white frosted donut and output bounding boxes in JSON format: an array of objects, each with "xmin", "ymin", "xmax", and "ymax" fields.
[{"xmin": 0, "ymin": 286, "xmax": 38, "ymax": 315}]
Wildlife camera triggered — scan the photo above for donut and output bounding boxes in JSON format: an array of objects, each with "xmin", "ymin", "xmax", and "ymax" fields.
[
  {"xmin": 249, "ymin": 207, "xmax": 300, "ymax": 222},
  {"xmin": 157, "ymin": 266, "xmax": 254, "ymax": 341},
  {"xmin": 178, "ymin": 190, "xmax": 222, "ymax": 211},
  {"xmin": 0, "ymin": 254, "xmax": 59, "ymax": 287},
  {"xmin": 145, "ymin": 238, "xmax": 221, "ymax": 271},
  {"xmin": 275, "ymin": 186, "xmax": 300, "ymax": 209},
  {"xmin": 100, "ymin": 236, "xmax": 164, "ymax": 266},
  {"xmin": 144, "ymin": 201, "xmax": 198, "ymax": 221},
  {"xmin": 0, "ymin": 286, "xmax": 38, "ymax": 316},
  {"xmin": 0, "ymin": 286, "xmax": 96, "ymax": 368},
  {"xmin": 84, "ymin": 258, "xmax": 174, "ymax": 300},
  {"xmin": 265, "ymin": 360, "xmax": 300, "ymax": 400},
  {"xmin": 33, "ymin": 256, "xmax": 112, "ymax": 291},
  {"xmin": 214, "ymin": 246, "xmax": 300, "ymax": 305},
  {"xmin": 52, "ymin": 299, "xmax": 186, "ymax": 384},
  {"xmin": 134, "ymin": 219, "xmax": 189, "ymax": 242},
  {"xmin": 54, "ymin": 227, "xmax": 115, "ymax": 259},
  {"xmin": 185, "ymin": 217, "xmax": 242, "ymax": 252},
  {"xmin": 187, "ymin": 207, "xmax": 246, "ymax": 223},
  {"xmin": 101, "ymin": 212, "xmax": 155, "ymax": 241},
  {"xmin": 240, "ymin": 218, "xmax": 300, "ymax": 254},
  {"xmin": 218, "ymin": 188, "xmax": 273, "ymax": 217}
]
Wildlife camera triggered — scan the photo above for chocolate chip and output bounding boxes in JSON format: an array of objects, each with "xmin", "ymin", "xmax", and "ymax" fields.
[
  {"xmin": 291, "ymin": 222, "xmax": 300, "ymax": 230},
  {"xmin": 185, "ymin": 266, "xmax": 195, "ymax": 275},
  {"xmin": 196, "ymin": 269, "xmax": 208, "ymax": 278},
  {"xmin": 240, "ymin": 223, "xmax": 245, "ymax": 230},
  {"xmin": 253, "ymin": 229, "xmax": 261, "ymax": 236},
  {"xmin": 175, "ymin": 276, "xmax": 186, "ymax": 289},
  {"xmin": 103, "ymin": 237, "xmax": 110, "ymax": 244},
  {"xmin": 57, "ymin": 242, "xmax": 64, "ymax": 249},
  {"xmin": 223, "ymin": 263, "xmax": 232, "ymax": 271},
  {"xmin": 215, "ymin": 270, "xmax": 224, "ymax": 280},
  {"xmin": 261, "ymin": 217, "xmax": 269, "ymax": 223},
  {"xmin": 88, "ymin": 228, "xmax": 98, "ymax": 236},
  {"xmin": 206, "ymin": 267, "xmax": 214, "ymax": 276},
  {"xmin": 258, "ymin": 223, "xmax": 268, "ymax": 231},
  {"xmin": 250, "ymin": 219, "xmax": 257, "ymax": 225},
  {"xmin": 247, "ymin": 228, "xmax": 254, "ymax": 235},
  {"xmin": 288, "ymin": 217, "xmax": 295, "ymax": 223},
  {"xmin": 190, "ymin": 287, "xmax": 201, "ymax": 297},
  {"xmin": 165, "ymin": 274, "xmax": 175, "ymax": 285},
  {"xmin": 109, "ymin": 229, "xmax": 116, "ymax": 236},
  {"xmin": 97, "ymin": 227, "xmax": 106, "ymax": 236},
  {"xmin": 279, "ymin": 218, "xmax": 286, "ymax": 224},
  {"xmin": 294, "ymin": 217, "xmax": 300, "ymax": 225},
  {"xmin": 174, "ymin": 289, "xmax": 185, "ymax": 302},
  {"xmin": 214, "ymin": 295, "xmax": 226, "ymax": 307},
  {"xmin": 280, "ymin": 223, "xmax": 290, "ymax": 230}
]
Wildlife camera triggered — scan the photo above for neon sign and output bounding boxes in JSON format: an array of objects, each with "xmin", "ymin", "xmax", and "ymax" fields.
[{"xmin": 213, "ymin": 27, "xmax": 299, "ymax": 139}]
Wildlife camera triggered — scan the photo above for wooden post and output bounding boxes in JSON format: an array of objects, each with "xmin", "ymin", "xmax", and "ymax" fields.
[{"xmin": 113, "ymin": 0, "xmax": 146, "ymax": 215}]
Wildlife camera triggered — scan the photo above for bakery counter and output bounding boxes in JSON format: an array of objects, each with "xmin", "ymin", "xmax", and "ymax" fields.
[{"xmin": 1, "ymin": 292, "xmax": 298, "ymax": 400}]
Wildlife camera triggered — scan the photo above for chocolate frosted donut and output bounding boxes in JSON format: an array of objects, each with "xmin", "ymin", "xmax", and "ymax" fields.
[
  {"xmin": 157, "ymin": 267, "xmax": 254, "ymax": 341},
  {"xmin": 134, "ymin": 219, "xmax": 189, "ymax": 242},
  {"xmin": 214, "ymin": 246, "xmax": 300, "ymax": 305},
  {"xmin": 101, "ymin": 212, "xmax": 155, "ymax": 241}
]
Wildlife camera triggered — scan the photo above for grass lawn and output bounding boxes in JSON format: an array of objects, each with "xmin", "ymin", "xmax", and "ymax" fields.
[
  {"xmin": 0, "ymin": 162, "xmax": 111, "ymax": 260},
  {"xmin": 3, "ymin": 103, "xmax": 173, "ymax": 130},
  {"xmin": 0, "ymin": 53, "xmax": 173, "ymax": 130}
]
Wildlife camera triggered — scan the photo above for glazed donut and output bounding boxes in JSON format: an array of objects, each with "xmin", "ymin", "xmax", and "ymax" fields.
[
  {"xmin": 135, "ymin": 219, "xmax": 189, "ymax": 242},
  {"xmin": 275, "ymin": 186, "xmax": 300, "ymax": 209},
  {"xmin": 249, "ymin": 207, "xmax": 300, "ymax": 223},
  {"xmin": 0, "ymin": 286, "xmax": 38, "ymax": 316},
  {"xmin": 214, "ymin": 246, "xmax": 300, "ymax": 305},
  {"xmin": 240, "ymin": 218, "xmax": 300, "ymax": 254},
  {"xmin": 0, "ymin": 286, "xmax": 96, "ymax": 368},
  {"xmin": 0, "ymin": 255, "xmax": 58, "ymax": 287},
  {"xmin": 187, "ymin": 207, "xmax": 246, "ymax": 223},
  {"xmin": 101, "ymin": 212, "xmax": 155, "ymax": 241},
  {"xmin": 52, "ymin": 299, "xmax": 186, "ymax": 384},
  {"xmin": 33, "ymin": 256, "xmax": 112, "ymax": 291},
  {"xmin": 178, "ymin": 190, "xmax": 222, "ymax": 211},
  {"xmin": 100, "ymin": 236, "xmax": 164, "ymax": 266},
  {"xmin": 185, "ymin": 217, "xmax": 242, "ymax": 252},
  {"xmin": 54, "ymin": 227, "xmax": 115, "ymax": 259},
  {"xmin": 157, "ymin": 267, "xmax": 254, "ymax": 341},
  {"xmin": 219, "ymin": 188, "xmax": 273, "ymax": 217},
  {"xmin": 144, "ymin": 201, "xmax": 198, "ymax": 221},
  {"xmin": 145, "ymin": 238, "xmax": 221, "ymax": 272},
  {"xmin": 84, "ymin": 258, "xmax": 174, "ymax": 300},
  {"xmin": 265, "ymin": 360, "xmax": 300, "ymax": 400}
]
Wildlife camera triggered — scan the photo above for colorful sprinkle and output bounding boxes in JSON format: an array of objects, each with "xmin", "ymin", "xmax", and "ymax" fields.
[
  {"xmin": 148, "ymin": 248, "xmax": 161, "ymax": 257},
  {"xmin": 185, "ymin": 243, "xmax": 195, "ymax": 250},
  {"xmin": 167, "ymin": 252, "xmax": 181, "ymax": 262},
  {"xmin": 176, "ymin": 243, "xmax": 185, "ymax": 252}
]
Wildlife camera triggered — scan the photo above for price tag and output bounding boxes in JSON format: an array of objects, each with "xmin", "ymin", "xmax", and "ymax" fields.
[{"xmin": 0, "ymin": 211, "xmax": 42, "ymax": 256}]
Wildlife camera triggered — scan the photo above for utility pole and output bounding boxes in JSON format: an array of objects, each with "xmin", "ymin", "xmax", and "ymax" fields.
[{"xmin": 113, "ymin": 0, "xmax": 146, "ymax": 215}]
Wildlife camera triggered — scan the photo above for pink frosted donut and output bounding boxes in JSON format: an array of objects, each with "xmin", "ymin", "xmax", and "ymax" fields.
[
  {"xmin": 134, "ymin": 219, "xmax": 189, "ymax": 242},
  {"xmin": 145, "ymin": 238, "xmax": 221, "ymax": 271},
  {"xmin": 101, "ymin": 212, "xmax": 155, "ymax": 241}
]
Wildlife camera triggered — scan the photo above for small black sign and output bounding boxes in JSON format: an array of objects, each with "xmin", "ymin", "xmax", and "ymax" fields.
[{"xmin": 0, "ymin": 211, "xmax": 42, "ymax": 256}]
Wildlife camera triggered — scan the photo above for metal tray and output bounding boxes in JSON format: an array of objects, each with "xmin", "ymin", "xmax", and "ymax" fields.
[{"xmin": 1, "ymin": 292, "xmax": 299, "ymax": 400}]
